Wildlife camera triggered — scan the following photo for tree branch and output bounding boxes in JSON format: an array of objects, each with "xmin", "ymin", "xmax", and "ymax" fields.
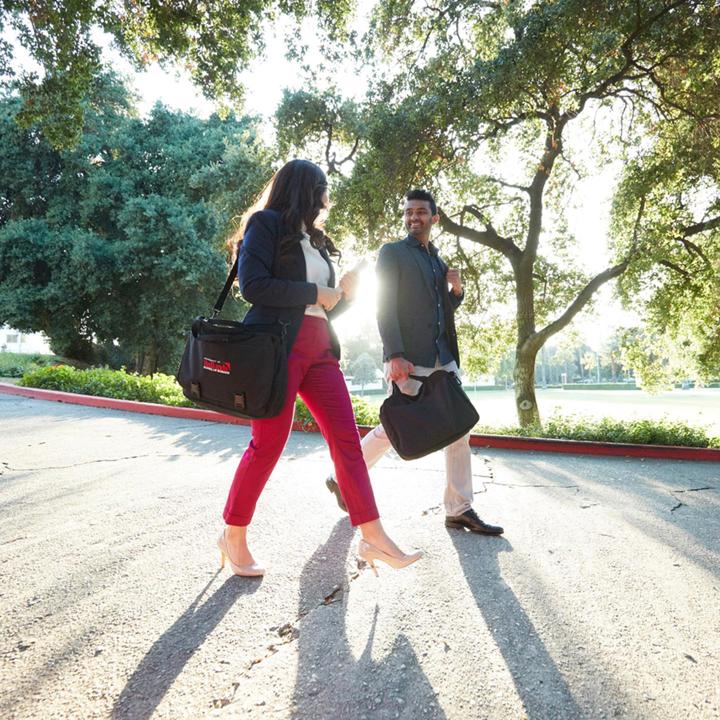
[
  {"xmin": 438, "ymin": 208, "xmax": 521, "ymax": 263},
  {"xmin": 476, "ymin": 111, "xmax": 550, "ymax": 141},
  {"xmin": 523, "ymin": 109, "xmax": 564, "ymax": 266},
  {"xmin": 659, "ymin": 259, "xmax": 692, "ymax": 278},
  {"xmin": 563, "ymin": 0, "xmax": 689, "ymax": 122},
  {"xmin": 484, "ymin": 175, "xmax": 531, "ymax": 194},
  {"xmin": 683, "ymin": 214, "xmax": 720, "ymax": 238},
  {"xmin": 674, "ymin": 214, "xmax": 720, "ymax": 269},
  {"xmin": 531, "ymin": 261, "xmax": 630, "ymax": 351},
  {"xmin": 526, "ymin": 195, "xmax": 647, "ymax": 352}
]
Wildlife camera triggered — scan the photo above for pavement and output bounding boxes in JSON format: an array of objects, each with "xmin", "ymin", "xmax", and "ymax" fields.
[{"xmin": 1, "ymin": 392, "xmax": 719, "ymax": 720}]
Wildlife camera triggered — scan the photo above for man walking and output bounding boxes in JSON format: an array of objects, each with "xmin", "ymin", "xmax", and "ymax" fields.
[{"xmin": 327, "ymin": 189, "xmax": 503, "ymax": 535}]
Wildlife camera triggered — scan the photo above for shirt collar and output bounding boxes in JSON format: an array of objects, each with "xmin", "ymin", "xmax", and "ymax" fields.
[{"xmin": 404, "ymin": 234, "xmax": 438, "ymax": 254}]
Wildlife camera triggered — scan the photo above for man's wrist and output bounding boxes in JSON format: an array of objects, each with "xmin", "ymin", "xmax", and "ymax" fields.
[{"xmin": 388, "ymin": 353, "xmax": 406, "ymax": 360}]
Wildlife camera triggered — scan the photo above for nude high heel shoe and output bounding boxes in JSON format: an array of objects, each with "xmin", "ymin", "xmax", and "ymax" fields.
[
  {"xmin": 358, "ymin": 539, "xmax": 422, "ymax": 576},
  {"xmin": 217, "ymin": 530, "xmax": 265, "ymax": 577}
]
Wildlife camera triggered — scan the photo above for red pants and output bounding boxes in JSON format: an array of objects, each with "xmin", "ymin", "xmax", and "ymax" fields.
[{"xmin": 223, "ymin": 315, "xmax": 379, "ymax": 527}]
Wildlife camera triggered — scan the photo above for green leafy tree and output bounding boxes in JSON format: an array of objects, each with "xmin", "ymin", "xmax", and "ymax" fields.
[
  {"xmin": 341, "ymin": 330, "xmax": 383, "ymax": 377},
  {"xmin": 277, "ymin": 0, "xmax": 720, "ymax": 426},
  {"xmin": 350, "ymin": 351, "xmax": 378, "ymax": 394},
  {"xmin": 618, "ymin": 327, "xmax": 674, "ymax": 391},
  {"xmin": 611, "ymin": 112, "xmax": 720, "ymax": 383},
  {"xmin": 0, "ymin": 1, "xmax": 352, "ymax": 147},
  {"xmin": 0, "ymin": 73, "xmax": 273, "ymax": 372}
]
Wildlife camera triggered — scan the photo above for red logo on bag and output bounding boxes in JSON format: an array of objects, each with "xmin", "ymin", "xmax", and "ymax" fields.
[{"xmin": 203, "ymin": 357, "xmax": 231, "ymax": 375}]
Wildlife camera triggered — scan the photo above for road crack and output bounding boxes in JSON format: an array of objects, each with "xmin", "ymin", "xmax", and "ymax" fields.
[
  {"xmin": 5, "ymin": 453, "xmax": 185, "ymax": 472},
  {"xmin": 212, "ymin": 564, "xmax": 367, "ymax": 709},
  {"xmin": 669, "ymin": 485, "xmax": 715, "ymax": 513},
  {"xmin": 236, "ymin": 568, "xmax": 362, "ymax": 672},
  {"xmin": 672, "ymin": 486, "xmax": 715, "ymax": 493}
]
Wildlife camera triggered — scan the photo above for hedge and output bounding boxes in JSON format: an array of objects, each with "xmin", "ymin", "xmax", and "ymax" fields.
[
  {"xmin": 18, "ymin": 365, "xmax": 720, "ymax": 448},
  {"xmin": 20, "ymin": 365, "xmax": 381, "ymax": 428},
  {"xmin": 476, "ymin": 414, "xmax": 720, "ymax": 448}
]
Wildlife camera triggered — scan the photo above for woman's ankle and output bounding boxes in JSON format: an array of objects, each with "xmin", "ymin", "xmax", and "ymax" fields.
[
  {"xmin": 225, "ymin": 523, "xmax": 248, "ymax": 541},
  {"xmin": 359, "ymin": 523, "xmax": 403, "ymax": 557}
]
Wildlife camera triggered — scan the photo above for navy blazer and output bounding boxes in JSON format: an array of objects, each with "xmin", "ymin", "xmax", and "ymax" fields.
[
  {"xmin": 376, "ymin": 236, "xmax": 462, "ymax": 367},
  {"xmin": 238, "ymin": 208, "xmax": 348, "ymax": 358}
]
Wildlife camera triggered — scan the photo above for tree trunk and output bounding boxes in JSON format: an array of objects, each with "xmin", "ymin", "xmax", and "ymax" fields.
[
  {"xmin": 514, "ymin": 346, "xmax": 540, "ymax": 426},
  {"xmin": 140, "ymin": 343, "xmax": 158, "ymax": 375}
]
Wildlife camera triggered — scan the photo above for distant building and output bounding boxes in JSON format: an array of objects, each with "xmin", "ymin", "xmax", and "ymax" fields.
[{"xmin": 0, "ymin": 325, "xmax": 52, "ymax": 354}]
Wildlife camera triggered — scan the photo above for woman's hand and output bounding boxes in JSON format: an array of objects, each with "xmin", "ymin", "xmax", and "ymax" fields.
[
  {"xmin": 316, "ymin": 285, "xmax": 343, "ymax": 311},
  {"xmin": 338, "ymin": 270, "xmax": 360, "ymax": 302}
]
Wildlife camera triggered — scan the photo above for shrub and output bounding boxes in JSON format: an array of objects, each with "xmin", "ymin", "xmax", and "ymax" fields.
[
  {"xmin": 556, "ymin": 383, "xmax": 638, "ymax": 390},
  {"xmin": 20, "ymin": 365, "xmax": 193, "ymax": 407},
  {"xmin": 294, "ymin": 394, "xmax": 380, "ymax": 429},
  {"xmin": 0, "ymin": 352, "xmax": 60, "ymax": 378},
  {"xmin": 475, "ymin": 413, "xmax": 720, "ymax": 448}
]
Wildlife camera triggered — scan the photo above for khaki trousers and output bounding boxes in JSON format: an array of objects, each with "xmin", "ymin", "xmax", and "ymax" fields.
[{"xmin": 361, "ymin": 359, "xmax": 474, "ymax": 516}]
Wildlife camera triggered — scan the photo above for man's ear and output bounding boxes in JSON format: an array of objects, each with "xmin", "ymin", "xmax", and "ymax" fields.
[{"xmin": 431, "ymin": 213, "xmax": 440, "ymax": 225}]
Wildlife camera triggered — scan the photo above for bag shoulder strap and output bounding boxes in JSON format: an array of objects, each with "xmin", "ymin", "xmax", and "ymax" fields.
[{"xmin": 211, "ymin": 255, "xmax": 239, "ymax": 318}]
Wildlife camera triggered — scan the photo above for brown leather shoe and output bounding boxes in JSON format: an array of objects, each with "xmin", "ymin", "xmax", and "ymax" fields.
[
  {"xmin": 445, "ymin": 508, "xmax": 503, "ymax": 535},
  {"xmin": 325, "ymin": 476, "xmax": 348, "ymax": 513}
]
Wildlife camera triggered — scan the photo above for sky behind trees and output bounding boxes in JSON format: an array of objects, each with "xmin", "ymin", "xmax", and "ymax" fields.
[{"xmin": 5, "ymin": 12, "xmax": 635, "ymax": 351}]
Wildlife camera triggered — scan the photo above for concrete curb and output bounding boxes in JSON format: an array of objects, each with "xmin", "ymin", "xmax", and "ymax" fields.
[{"xmin": 2, "ymin": 381, "xmax": 719, "ymax": 462}]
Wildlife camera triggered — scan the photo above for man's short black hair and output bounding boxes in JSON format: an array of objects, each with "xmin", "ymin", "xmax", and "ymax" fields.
[{"xmin": 405, "ymin": 188, "xmax": 437, "ymax": 215}]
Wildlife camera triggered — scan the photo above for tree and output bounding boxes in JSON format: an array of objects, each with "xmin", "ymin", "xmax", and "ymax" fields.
[
  {"xmin": 0, "ymin": 1, "xmax": 351, "ymax": 147},
  {"xmin": 0, "ymin": 73, "xmax": 273, "ymax": 371},
  {"xmin": 350, "ymin": 352, "xmax": 378, "ymax": 394},
  {"xmin": 341, "ymin": 330, "xmax": 383, "ymax": 378},
  {"xmin": 612, "ymin": 113, "xmax": 720, "ymax": 382},
  {"xmin": 277, "ymin": 0, "xmax": 720, "ymax": 427}
]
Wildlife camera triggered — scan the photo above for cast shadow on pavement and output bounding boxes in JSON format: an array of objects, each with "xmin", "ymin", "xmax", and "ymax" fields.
[
  {"xmin": 449, "ymin": 532, "xmax": 585, "ymax": 720},
  {"xmin": 291, "ymin": 519, "xmax": 446, "ymax": 719},
  {"xmin": 519, "ymin": 456, "xmax": 720, "ymax": 580},
  {"xmin": 111, "ymin": 571, "xmax": 262, "ymax": 720}
]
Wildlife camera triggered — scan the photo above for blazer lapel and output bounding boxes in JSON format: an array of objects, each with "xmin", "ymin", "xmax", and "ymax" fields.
[{"xmin": 404, "ymin": 236, "xmax": 436, "ymax": 301}]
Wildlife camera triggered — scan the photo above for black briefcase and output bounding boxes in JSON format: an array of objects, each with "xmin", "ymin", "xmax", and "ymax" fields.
[
  {"xmin": 176, "ymin": 257, "xmax": 288, "ymax": 419},
  {"xmin": 379, "ymin": 370, "xmax": 479, "ymax": 460}
]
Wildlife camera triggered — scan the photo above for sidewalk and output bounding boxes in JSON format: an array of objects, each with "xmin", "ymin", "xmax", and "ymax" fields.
[{"xmin": 1, "ymin": 392, "xmax": 719, "ymax": 719}]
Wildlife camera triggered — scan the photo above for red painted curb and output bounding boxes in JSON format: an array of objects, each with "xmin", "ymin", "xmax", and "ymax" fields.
[
  {"xmin": 468, "ymin": 433, "xmax": 720, "ymax": 462},
  {"xmin": 0, "ymin": 381, "xmax": 253, "ymax": 424},
  {"xmin": 2, "ymin": 382, "xmax": 719, "ymax": 461}
]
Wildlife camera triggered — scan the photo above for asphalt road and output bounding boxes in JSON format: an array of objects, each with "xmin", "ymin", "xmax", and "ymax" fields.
[{"xmin": 1, "ymin": 393, "xmax": 719, "ymax": 720}]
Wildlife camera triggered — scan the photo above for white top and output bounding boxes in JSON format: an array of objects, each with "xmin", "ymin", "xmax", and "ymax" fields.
[{"xmin": 301, "ymin": 233, "xmax": 330, "ymax": 319}]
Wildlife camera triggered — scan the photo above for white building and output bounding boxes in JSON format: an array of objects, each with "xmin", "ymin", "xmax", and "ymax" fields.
[{"xmin": 0, "ymin": 325, "xmax": 52, "ymax": 354}]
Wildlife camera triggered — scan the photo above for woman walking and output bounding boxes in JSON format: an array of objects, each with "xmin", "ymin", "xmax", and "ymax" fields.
[{"xmin": 219, "ymin": 159, "xmax": 421, "ymax": 577}]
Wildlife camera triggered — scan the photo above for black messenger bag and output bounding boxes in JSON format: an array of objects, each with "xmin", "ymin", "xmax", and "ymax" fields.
[
  {"xmin": 379, "ymin": 370, "xmax": 479, "ymax": 460},
  {"xmin": 176, "ymin": 257, "xmax": 288, "ymax": 419}
]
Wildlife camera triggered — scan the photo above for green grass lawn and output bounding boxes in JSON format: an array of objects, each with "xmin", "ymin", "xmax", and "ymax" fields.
[{"xmin": 364, "ymin": 386, "xmax": 720, "ymax": 435}]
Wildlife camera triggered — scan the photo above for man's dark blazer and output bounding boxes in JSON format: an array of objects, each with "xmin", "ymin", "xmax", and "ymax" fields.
[
  {"xmin": 238, "ymin": 208, "xmax": 347, "ymax": 358},
  {"xmin": 376, "ymin": 236, "xmax": 462, "ymax": 367}
]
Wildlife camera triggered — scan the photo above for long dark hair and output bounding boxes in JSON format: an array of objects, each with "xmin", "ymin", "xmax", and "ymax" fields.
[{"xmin": 229, "ymin": 159, "xmax": 340, "ymax": 259}]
